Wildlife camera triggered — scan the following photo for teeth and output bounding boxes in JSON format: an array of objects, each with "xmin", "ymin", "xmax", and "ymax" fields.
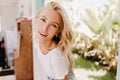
[{"xmin": 39, "ymin": 32, "xmax": 47, "ymax": 36}]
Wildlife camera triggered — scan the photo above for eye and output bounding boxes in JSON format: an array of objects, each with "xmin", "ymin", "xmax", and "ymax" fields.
[
  {"xmin": 51, "ymin": 24, "xmax": 58, "ymax": 29},
  {"xmin": 40, "ymin": 18, "xmax": 46, "ymax": 22},
  {"xmin": 52, "ymin": 24, "xmax": 57, "ymax": 28}
]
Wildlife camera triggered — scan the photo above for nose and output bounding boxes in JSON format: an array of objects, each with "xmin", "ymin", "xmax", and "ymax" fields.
[{"xmin": 42, "ymin": 24, "xmax": 49, "ymax": 33}]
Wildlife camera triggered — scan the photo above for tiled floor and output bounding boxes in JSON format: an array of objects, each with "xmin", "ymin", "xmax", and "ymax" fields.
[{"xmin": 0, "ymin": 75, "xmax": 16, "ymax": 80}]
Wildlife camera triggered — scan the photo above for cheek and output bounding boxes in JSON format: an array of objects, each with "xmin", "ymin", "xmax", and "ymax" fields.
[
  {"xmin": 36, "ymin": 23, "xmax": 42, "ymax": 31},
  {"xmin": 49, "ymin": 30, "xmax": 59, "ymax": 37}
]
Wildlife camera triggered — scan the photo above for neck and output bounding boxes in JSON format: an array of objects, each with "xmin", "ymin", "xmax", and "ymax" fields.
[
  {"xmin": 39, "ymin": 39, "xmax": 53, "ymax": 47},
  {"xmin": 38, "ymin": 39, "xmax": 57, "ymax": 54}
]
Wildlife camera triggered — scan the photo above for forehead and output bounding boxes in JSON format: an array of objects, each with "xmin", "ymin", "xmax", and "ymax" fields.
[{"xmin": 38, "ymin": 7, "xmax": 62, "ymax": 25}]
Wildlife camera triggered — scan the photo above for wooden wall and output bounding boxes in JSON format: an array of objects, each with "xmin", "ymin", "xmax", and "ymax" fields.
[{"xmin": 14, "ymin": 20, "xmax": 33, "ymax": 80}]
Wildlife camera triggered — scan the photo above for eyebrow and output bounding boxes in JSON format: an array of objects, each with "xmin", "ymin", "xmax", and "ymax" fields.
[
  {"xmin": 41, "ymin": 16, "xmax": 47, "ymax": 20},
  {"xmin": 42, "ymin": 16, "xmax": 60, "ymax": 26}
]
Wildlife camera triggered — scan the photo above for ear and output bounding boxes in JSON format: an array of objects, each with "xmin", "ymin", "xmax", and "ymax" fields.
[{"xmin": 57, "ymin": 32, "xmax": 61, "ymax": 38}]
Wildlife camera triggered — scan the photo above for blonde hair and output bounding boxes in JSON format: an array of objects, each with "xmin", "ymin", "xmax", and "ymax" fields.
[{"xmin": 35, "ymin": 1, "xmax": 74, "ymax": 75}]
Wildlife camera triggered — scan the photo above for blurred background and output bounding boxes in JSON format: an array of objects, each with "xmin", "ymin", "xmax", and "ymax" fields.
[{"xmin": 0, "ymin": 0, "xmax": 120, "ymax": 80}]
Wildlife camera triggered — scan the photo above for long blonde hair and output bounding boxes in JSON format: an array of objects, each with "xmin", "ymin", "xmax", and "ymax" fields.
[{"xmin": 35, "ymin": 1, "xmax": 74, "ymax": 75}]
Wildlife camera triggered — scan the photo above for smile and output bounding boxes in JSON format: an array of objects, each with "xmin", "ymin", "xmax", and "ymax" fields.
[{"xmin": 39, "ymin": 31, "xmax": 48, "ymax": 37}]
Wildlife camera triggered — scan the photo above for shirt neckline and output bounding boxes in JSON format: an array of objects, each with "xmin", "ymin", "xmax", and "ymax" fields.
[{"xmin": 37, "ymin": 44, "xmax": 58, "ymax": 56}]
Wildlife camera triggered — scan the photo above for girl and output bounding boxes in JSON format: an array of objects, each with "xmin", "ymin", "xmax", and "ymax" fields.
[{"xmin": 34, "ymin": 1, "xmax": 74, "ymax": 80}]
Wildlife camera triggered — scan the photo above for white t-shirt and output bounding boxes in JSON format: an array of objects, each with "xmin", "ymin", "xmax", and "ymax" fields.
[{"xmin": 35, "ymin": 43, "xmax": 68, "ymax": 79}]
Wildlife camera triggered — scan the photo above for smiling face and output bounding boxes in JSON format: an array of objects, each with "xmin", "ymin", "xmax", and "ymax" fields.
[{"xmin": 36, "ymin": 7, "xmax": 63, "ymax": 43}]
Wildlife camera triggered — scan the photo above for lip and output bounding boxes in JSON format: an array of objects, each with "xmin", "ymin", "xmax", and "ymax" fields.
[{"xmin": 39, "ymin": 31, "xmax": 48, "ymax": 37}]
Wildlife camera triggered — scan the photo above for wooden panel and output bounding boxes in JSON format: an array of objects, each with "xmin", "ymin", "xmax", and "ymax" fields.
[{"xmin": 14, "ymin": 20, "xmax": 33, "ymax": 80}]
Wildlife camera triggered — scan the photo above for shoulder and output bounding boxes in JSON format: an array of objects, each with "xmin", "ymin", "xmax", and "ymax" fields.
[{"xmin": 33, "ymin": 40, "xmax": 40, "ymax": 56}]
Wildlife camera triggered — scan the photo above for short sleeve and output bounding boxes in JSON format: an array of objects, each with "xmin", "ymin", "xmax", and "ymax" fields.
[{"xmin": 50, "ymin": 48, "xmax": 68, "ymax": 79}]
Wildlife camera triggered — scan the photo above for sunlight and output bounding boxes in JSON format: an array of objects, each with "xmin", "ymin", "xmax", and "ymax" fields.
[{"xmin": 76, "ymin": 23, "xmax": 95, "ymax": 38}]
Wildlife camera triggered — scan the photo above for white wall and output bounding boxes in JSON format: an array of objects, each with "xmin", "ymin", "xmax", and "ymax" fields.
[
  {"xmin": 17, "ymin": 0, "xmax": 32, "ymax": 18},
  {"xmin": 32, "ymin": 0, "xmax": 44, "ymax": 80},
  {"xmin": 0, "ymin": 2, "xmax": 17, "ymax": 36}
]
